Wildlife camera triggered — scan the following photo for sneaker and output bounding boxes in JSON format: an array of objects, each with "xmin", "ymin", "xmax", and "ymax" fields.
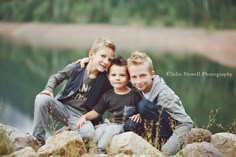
[
  {"xmin": 94, "ymin": 148, "xmax": 106, "ymax": 154},
  {"xmin": 33, "ymin": 137, "xmax": 45, "ymax": 148}
]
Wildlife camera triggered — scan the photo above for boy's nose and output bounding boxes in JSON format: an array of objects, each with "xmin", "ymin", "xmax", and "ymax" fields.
[
  {"xmin": 136, "ymin": 77, "xmax": 142, "ymax": 83},
  {"xmin": 103, "ymin": 58, "xmax": 109, "ymax": 65},
  {"xmin": 115, "ymin": 76, "xmax": 120, "ymax": 80}
]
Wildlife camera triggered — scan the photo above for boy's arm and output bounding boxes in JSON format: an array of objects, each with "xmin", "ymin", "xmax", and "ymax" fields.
[
  {"xmin": 76, "ymin": 110, "xmax": 100, "ymax": 129},
  {"xmin": 75, "ymin": 57, "xmax": 89, "ymax": 68},
  {"xmin": 43, "ymin": 63, "xmax": 76, "ymax": 94}
]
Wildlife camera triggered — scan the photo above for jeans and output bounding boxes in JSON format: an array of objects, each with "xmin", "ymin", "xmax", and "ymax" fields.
[
  {"xmin": 95, "ymin": 121, "xmax": 123, "ymax": 152},
  {"xmin": 33, "ymin": 94, "xmax": 95, "ymax": 141},
  {"xmin": 123, "ymin": 106, "xmax": 144, "ymax": 135},
  {"xmin": 137, "ymin": 98, "xmax": 193, "ymax": 155}
]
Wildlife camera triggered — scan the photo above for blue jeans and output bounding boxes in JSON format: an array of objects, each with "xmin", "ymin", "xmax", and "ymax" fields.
[
  {"xmin": 33, "ymin": 94, "xmax": 95, "ymax": 141},
  {"xmin": 137, "ymin": 98, "xmax": 193, "ymax": 155},
  {"xmin": 123, "ymin": 106, "xmax": 144, "ymax": 135},
  {"xmin": 137, "ymin": 98, "xmax": 173, "ymax": 142}
]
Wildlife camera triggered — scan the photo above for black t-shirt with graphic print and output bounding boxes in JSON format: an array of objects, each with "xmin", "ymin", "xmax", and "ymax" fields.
[
  {"xmin": 67, "ymin": 71, "xmax": 95, "ymax": 114},
  {"xmin": 93, "ymin": 88, "xmax": 142, "ymax": 124}
]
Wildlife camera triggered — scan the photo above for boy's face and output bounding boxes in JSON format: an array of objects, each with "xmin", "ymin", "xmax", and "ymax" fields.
[
  {"xmin": 89, "ymin": 47, "xmax": 114, "ymax": 72},
  {"xmin": 128, "ymin": 63, "xmax": 154, "ymax": 93},
  {"xmin": 108, "ymin": 65, "xmax": 129, "ymax": 90}
]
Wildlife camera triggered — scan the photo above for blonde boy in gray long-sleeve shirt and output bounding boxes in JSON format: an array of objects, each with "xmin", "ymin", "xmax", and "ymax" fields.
[{"xmin": 127, "ymin": 51, "xmax": 193, "ymax": 156}]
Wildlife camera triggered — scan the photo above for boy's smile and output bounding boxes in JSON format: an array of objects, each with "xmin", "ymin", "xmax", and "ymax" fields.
[
  {"xmin": 108, "ymin": 65, "xmax": 129, "ymax": 93},
  {"xmin": 128, "ymin": 63, "xmax": 154, "ymax": 93},
  {"xmin": 89, "ymin": 47, "xmax": 114, "ymax": 72}
]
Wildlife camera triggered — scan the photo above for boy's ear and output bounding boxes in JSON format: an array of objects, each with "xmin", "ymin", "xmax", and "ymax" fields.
[
  {"xmin": 151, "ymin": 70, "xmax": 155, "ymax": 76},
  {"xmin": 88, "ymin": 50, "xmax": 95, "ymax": 59}
]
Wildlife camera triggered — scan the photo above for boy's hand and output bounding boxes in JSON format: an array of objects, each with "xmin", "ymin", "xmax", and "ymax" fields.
[
  {"xmin": 76, "ymin": 115, "xmax": 87, "ymax": 129},
  {"xmin": 130, "ymin": 114, "xmax": 142, "ymax": 123},
  {"xmin": 38, "ymin": 90, "xmax": 54, "ymax": 97},
  {"xmin": 75, "ymin": 57, "xmax": 89, "ymax": 68}
]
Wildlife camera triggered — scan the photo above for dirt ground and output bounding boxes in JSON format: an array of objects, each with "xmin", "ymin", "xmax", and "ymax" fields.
[{"xmin": 0, "ymin": 22, "xmax": 236, "ymax": 68}]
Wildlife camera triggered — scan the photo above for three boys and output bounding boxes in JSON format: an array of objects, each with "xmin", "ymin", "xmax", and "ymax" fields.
[{"xmin": 32, "ymin": 37, "xmax": 193, "ymax": 155}]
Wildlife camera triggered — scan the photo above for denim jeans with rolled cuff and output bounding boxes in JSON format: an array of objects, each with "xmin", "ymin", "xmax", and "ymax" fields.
[
  {"xmin": 137, "ymin": 98, "xmax": 174, "ymax": 143},
  {"xmin": 123, "ymin": 106, "xmax": 144, "ymax": 135}
]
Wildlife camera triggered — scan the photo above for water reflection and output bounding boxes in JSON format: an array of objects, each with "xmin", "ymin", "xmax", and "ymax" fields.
[
  {"xmin": 1, "ymin": 101, "xmax": 33, "ymax": 133},
  {"xmin": 0, "ymin": 38, "xmax": 236, "ymax": 133}
]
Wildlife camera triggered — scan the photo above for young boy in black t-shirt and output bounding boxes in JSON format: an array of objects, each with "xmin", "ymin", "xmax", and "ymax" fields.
[{"xmin": 77, "ymin": 56, "xmax": 142, "ymax": 153}]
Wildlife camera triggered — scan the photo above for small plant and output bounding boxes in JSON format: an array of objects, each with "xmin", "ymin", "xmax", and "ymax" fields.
[
  {"xmin": 216, "ymin": 119, "xmax": 236, "ymax": 134},
  {"xmin": 0, "ymin": 126, "xmax": 14, "ymax": 155},
  {"xmin": 142, "ymin": 109, "xmax": 176, "ymax": 150},
  {"xmin": 203, "ymin": 108, "xmax": 220, "ymax": 130}
]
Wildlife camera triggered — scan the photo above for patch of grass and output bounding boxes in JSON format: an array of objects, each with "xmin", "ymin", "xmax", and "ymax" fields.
[
  {"xmin": 216, "ymin": 120, "xmax": 236, "ymax": 134},
  {"xmin": 0, "ymin": 126, "xmax": 14, "ymax": 155},
  {"xmin": 197, "ymin": 108, "xmax": 236, "ymax": 134}
]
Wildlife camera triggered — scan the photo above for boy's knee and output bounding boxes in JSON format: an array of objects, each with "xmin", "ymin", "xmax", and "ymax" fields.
[
  {"xmin": 81, "ymin": 130, "xmax": 95, "ymax": 140},
  {"xmin": 79, "ymin": 122, "xmax": 95, "ymax": 140},
  {"xmin": 35, "ymin": 94, "xmax": 52, "ymax": 104},
  {"xmin": 137, "ymin": 101, "xmax": 147, "ymax": 115},
  {"xmin": 124, "ymin": 119, "xmax": 143, "ymax": 135},
  {"xmin": 35, "ymin": 94, "xmax": 52, "ymax": 105},
  {"xmin": 34, "ymin": 94, "xmax": 53, "ymax": 110}
]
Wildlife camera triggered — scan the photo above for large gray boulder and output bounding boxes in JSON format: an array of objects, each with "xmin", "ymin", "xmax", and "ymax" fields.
[
  {"xmin": 37, "ymin": 130, "xmax": 86, "ymax": 157},
  {"xmin": 0, "ymin": 123, "xmax": 40, "ymax": 151},
  {"xmin": 7, "ymin": 146, "xmax": 37, "ymax": 157},
  {"xmin": 211, "ymin": 132, "xmax": 236, "ymax": 157},
  {"xmin": 176, "ymin": 142, "xmax": 222, "ymax": 157},
  {"xmin": 109, "ymin": 132, "xmax": 165, "ymax": 157}
]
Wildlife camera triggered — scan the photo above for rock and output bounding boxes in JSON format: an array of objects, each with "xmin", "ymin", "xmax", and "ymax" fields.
[
  {"xmin": 0, "ymin": 123, "xmax": 40, "ymax": 151},
  {"xmin": 8, "ymin": 146, "xmax": 37, "ymax": 157},
  {"xmin": 112, "ymin": 154, "xmax": 152, "ymax": 157},
  {"xmin": 175, "ymin": 142, "xmax": 222, "ymax": 157},
  {"xmin": 82, "ymin": 153, "xmax": 107, "ymax": 157},
  {"xmin": 37, "ymin": 130, "xmax": 86, "ymax": 157},
  {"xmin": 211, "ymin": 132, "xmax": 236, "ymax": 157},
  {"xmin": 185, "ymin": 128, "xmax": 212, "ymax": 145},
  {"xmin": 55, "ymin": 126, "xmax": 70, "ymax": 135},
  {"xmin": 109, "ymin": 132, "xmax": 165, "ymax": 157}
]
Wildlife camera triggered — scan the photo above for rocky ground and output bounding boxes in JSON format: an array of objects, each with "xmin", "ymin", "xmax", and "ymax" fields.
[
  {"xmin": 0, "ymin": 22, "xmax": 236, "ymax": 68},
  {"xmin": 1, "ymin": 123, "xmax": 236, "ymax": 157}
]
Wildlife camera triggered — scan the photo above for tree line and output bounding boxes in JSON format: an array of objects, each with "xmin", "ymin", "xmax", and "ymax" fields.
[{"xmin": 0, "ymin": 0, "xmax": 235, "ymax": 28}]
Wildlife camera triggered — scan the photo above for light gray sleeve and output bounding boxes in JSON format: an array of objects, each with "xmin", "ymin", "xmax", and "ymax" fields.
[
  {"xmin": 44, "ymin": 63, "xmax": 77, "ymax": 92},
  {"xmin": 158, "ymin": 87, "xmax": 193, "ymax": 123}
]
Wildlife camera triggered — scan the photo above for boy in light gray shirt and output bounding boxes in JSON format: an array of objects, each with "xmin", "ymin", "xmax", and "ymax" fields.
[{"xmin": 127, "ymin": 51, "xmax": 193, "ymax": 155}]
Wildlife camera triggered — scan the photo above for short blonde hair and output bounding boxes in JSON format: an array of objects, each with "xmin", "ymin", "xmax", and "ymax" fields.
[
  {"xmin": 91, "ymin": 37, "xmax": 116, "ymax": 53},
  {"xmin": 127, "ymin": 51, "xmax": 154, "ymax": 71}
]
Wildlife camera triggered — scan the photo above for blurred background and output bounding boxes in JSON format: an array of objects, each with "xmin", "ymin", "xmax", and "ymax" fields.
[{"xmin": 0, "ymin": 0, "xmax": 236, "ymax": 134}]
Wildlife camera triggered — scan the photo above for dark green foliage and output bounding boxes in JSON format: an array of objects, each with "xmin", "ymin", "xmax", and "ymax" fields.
[
  {"xmin": 0, "ymin": 0, "xmax": 235, "ymax": 28},
  {"xmin": 148, "ymin": 53, "xmax": 236, "ymax": 132}
]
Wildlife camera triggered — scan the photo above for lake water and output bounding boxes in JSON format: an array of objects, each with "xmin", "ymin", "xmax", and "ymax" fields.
[{"xmin": 0, "ymin": 38, "xmax": 236, "ymax": 133}]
